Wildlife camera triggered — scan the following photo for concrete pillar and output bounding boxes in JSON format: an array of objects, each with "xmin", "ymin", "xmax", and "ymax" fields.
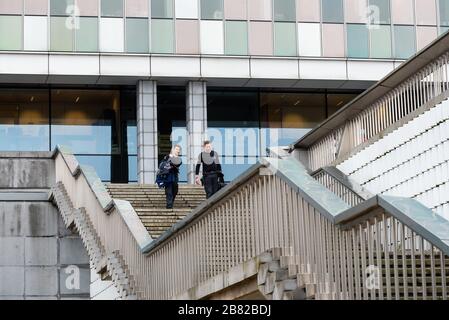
[
  {"xmin": 186, "ymin": 81, "xmax": 208, "ymax": 184},
  {"xmin": 137, "ymin": 80, "xmax": 158, "ymax": 185}
]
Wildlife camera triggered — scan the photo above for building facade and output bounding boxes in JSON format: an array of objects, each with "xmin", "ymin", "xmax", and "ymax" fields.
[{"xmin": 0, "ymin": 0, "xmax": 448, "ymax": 183}]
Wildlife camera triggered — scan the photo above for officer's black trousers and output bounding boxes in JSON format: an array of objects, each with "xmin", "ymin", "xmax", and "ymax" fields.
[
  {"xmin": 204, "ymin": 173, "xmax": 219, "ymax": 199},
  {"xmin": 165, "ymin": 182, "xmax": 178, "ymax": 209}
]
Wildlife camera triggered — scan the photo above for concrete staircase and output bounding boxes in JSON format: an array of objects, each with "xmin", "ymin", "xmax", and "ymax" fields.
[
  {"xmin": 105, "ymin": 184, "xmax": 206, "ymax": 239},
  {"xmin": 268, "ymin": 250, "xmax": 449, "ymax": 300}
]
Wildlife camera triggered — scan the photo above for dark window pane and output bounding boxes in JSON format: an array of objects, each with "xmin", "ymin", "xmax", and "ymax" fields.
[
  {"xmin": 327, "ymin": 93, "xmax": 360, "ymax": 116},
  {"xmin": 50, "ymin": 89, "xmax": 121, "ymax": 155},
  {"xmin": 0, "ymin": 89, "xmax": 49, "ymax": 151},
  {"xmin": 157, "ymin": 87, "xmax": 187, "ymax": 182},
  {"xmin": 260, "ymin": 92, "xmax": 327, "ymax": 144},
  {"xmin": 207, "ymin": 90, "xmax": 260, "ymax": 158}
]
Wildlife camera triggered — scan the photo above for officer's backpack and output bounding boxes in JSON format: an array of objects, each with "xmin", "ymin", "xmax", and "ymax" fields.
[{"xmin": 155, "ymin": 158, "xmax": 172, "ymax": 188}]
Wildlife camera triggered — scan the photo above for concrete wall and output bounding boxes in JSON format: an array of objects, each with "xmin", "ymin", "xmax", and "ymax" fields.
[
  {"xmin": 0, "ymin": 201, "xmax": 90, "ymax": 300},
  {"xmin": 0, "ymin": 152, "xmax": 55, "ymax": 189},
  {"xmin": 0, "ymin": 153, "xmax": 90, "ymax": 300}
]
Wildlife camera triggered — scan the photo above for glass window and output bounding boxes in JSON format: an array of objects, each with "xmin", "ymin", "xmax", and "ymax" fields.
[
  {"xmin": 201, "ymin": 0, "xmax": 223, "ymax": 19},
  {"xmin": 151, "ymin": 19, "xmax": 174, "ymax": 53},
  {"xmin": 417, "ymin": 26, "xmax": 437, "ymax": 51},
  {"xmin": 126, "ymin": 0, "xmax": 148, "ymax": 17},
  {"xmin": 207, "ymin": 90, "xmax": 259, "ymax": 180},
  {"xmin": 176, "ymin": 20, "xmax": 200, "ymax": 54},
  {"xmin": 440, "ymin": 0, "xmax": 449, "ymax": 26},
  {"xmin": 127, "ymin": 124, "xmax": 137, "ymax": 154},
  {"xmin": 76, "ymin": 17, "xmax": 98, "ymax": 52},
  {"xmin": 260, "ymin": 92, "xmax": 327, "ymax": 144},
  {"xmin": 25, "ymin": 0, "xmax": 48, "ymax": 15},
  {"xmin": 76, "ymin": 0, "xmax": 99, "ymax": 16},
  {"xmin": 322, "ymin": 23, "xmax": 345, "ymax": 57},
  {"xmin": 120, "ymin": 89, "xmax": 137, "ymax": 156},
  {"xmin": 297, "ymin": 0, "xmax": 320, "ymax": 22},
  {"xmin": 0, "ymin": 16, "xmax": 22, "ymax": 51},
  {"xmin": 225, "ymin": 21, "xmax": 248, "ymax": 55},
  {"xmin": 0, "ymin": 87, "xmax": 135, "ymax": 183},
  {"xmin": 370, "ymin": 25, "xmax": 391, "ymax": 58},
  {"xmin": 200, "ymin": 21, "xmax": 224, "ymax": 54},
  {"xmin": 0, "ymin": 90, "xmax": 49, "ymax": 152},
  {"xmin": 347, "ymin": 24, "xmax": 369, "ymax": 58},
  {"xmin": 298, "ymin": 23, "xmax": 321, "ymax": 56},
  {"xmin": 99, "ymin": 18, "xmax": 124, "ymax": 52},
  {"xmin": 76, "ymin": 155, "xmax": 112, "ymax": 181},
  {"xmin": 416, "ymin": 0, "xmax": 436, "ymax": 25},
  {"xmin": 248, "ymin": 0, "xmax": 271, "ymax": 20},
  {"xmin": 101, "ymin": 0, "xmax": 123, "ymax": 17},
  {"xmin": 126, "ymin": 18, "xmax": 149, "ymax": 53},
  {"xmin": 128, "ymin": 156, "xmax": 137, "ymax": 182},
  {"xmin": 24, "ymin": 16, "xmax": 48, "ymax": 51},
  {"xmin": 322, "ymin": 0, "xmax": 343, "ymax": 23},
  {"xmin": 248, "ymin": 21, "xmax": 273, "ymax": 55},
  {"xmin": 274, "ymin": 22, "xmax": 297, "ymax": 56},
  {"xmin": 394, "ymin": 25, "xmax": 416, "ymax": 59},
  {"xmin": 50, "ymin": 16, "xmax": 73, "ymax": 51},
  {"xmin": 391, "ymin": 0, "xmax": 414, "ymax": 25},
  {"xmin": 327, "ymin": 93, "xmax": 360, "ymax": 116},
  {"xmin": 345, "ymin": 0, "xmax": 368, "ymax": 23},
  {"xmin": 0, "ymin": 0, "xmax": 23, "ymax": 14},
  {"xmin": 175, "ymin": 0, "xmax": 198, "ymax": 19},
  {"xmin": 157, "ymin": 87, "xmax": 187, "ymax": 182},
  {"xmin": 219, "ymin": 159, "xmax": 254, "ymax": 181},
  {"xmin": 224, "ymin": 0, "xmax": 247, "ymax": 20},
  {"xmin": 369, "ymin": 0, "xmax": 390, "ymax": 24},
  {"xmin": 273, "ymin": 0, "xmax": 296, "ymax": 21},
  {"xmin": 51, "ymin": 89, "xmax": 121, "ymax": 155},
  {"xmin": 50, "ymin": 0, "xmax": 73, "ymax": 15},
  {"xmin": 152, "ymin": 0, "xmax": 173, "ymax": 18}
]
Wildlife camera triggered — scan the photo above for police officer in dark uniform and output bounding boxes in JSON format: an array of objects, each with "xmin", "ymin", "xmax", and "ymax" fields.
[
  {"xmin": 195, "ymin": 140, "xmax": 222, "ymax": 199},
  {"xmin": 164, "ymin": 144, "xmax": 182, "ymax": 209}
]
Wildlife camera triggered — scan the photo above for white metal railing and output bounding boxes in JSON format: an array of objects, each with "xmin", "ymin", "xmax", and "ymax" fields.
[
  {"xmin": 308, "ymin": 52, "xmax": 449, "ymax": 171},
  {"xmin": 312, "ymin": 168, "xmax": 366, "ymax": 207},
  {"xmin": 145, "ymin": 168, "xmax": 449, "ymax": 300},
  {"xmin": 53, "ymin": 146, "xmax": 449, "ymax": 300}
]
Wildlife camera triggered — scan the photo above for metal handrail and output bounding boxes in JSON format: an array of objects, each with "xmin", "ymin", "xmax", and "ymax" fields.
[
  {"xmin": 295, "ymin": 33, "xmax": 449, "ymax": 171},
  {"xmin": 311, "ymin": 166, "xmax": 372, "ymax": 207},
  {"xmin": 52, "ymin": 145, "xmax": 449, "ymax": 299}
]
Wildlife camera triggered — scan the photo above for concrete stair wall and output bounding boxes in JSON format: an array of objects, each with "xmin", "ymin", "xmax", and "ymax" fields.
[{"xmin": 0, "ymin": 152, "xmax": 90, "ymax": 300}]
